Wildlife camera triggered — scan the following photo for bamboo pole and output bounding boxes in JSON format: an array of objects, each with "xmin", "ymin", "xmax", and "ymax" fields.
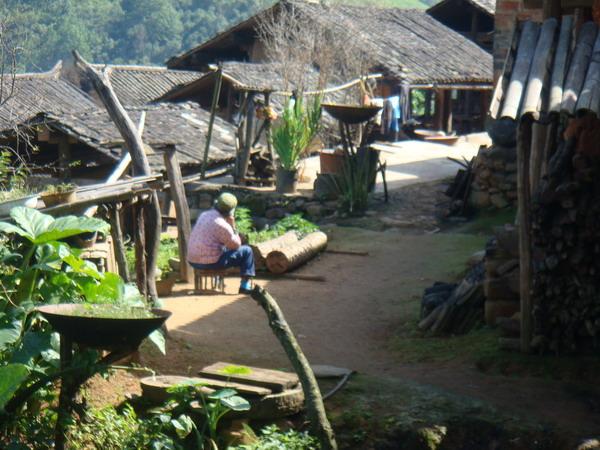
[
  {"xmin": 250, "ymin": 287, "xmax": 337, "ymax": 450},
  {"xmin": 517, "ymin": 116, "xmax": 534, "ymax": 353},
  {"xmin": 202, "ymin": 66, "xmax": 223, "ymax": 180}
]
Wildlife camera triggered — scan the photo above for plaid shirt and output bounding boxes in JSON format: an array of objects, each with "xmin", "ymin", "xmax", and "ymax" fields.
[{"xmin": 188, "ymin": 208, "xmax": 241, "ymax": 264}]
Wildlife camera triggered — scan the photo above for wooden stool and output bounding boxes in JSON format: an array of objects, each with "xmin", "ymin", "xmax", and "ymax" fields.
[{"xmin": 194, "ymin": 269, "xmax": 226, "ymax": 294}]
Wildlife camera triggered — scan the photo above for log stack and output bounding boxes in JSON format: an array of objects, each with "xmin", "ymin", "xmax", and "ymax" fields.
[
  {"xmin": 530, "ymin": 115, "xmax": 600, "ymax": 353},
  {"xmin": 484, "ymin": 225, "xmax": 520, "ymax": 326},
  {"xmin": 251, "ymin": 231, "xmax": 299, "ymax": 269},
  {"xmin": 418, "ymin": 263, "xmax": 486, "ymax": 335}
]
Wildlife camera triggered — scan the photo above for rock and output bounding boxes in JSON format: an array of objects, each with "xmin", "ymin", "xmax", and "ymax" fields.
[
  {"xmin": 490, "ymin": 194, "xmax": 509, "ymax": 209},
  {"xmin": 305, "ymin": 202, "xmax": 326, "ymax": 218},
  {"xmin": 168, "ymin": 257, "xmax": 180, "ymax": 272},
  {"xmin": 197, "ymin": 193, "xmax": 214, "ymax": 210},
  {"xmin": 265, "ymin": 207, "xmax": 286, "ymax": 220},
  {"xmin": 294, "ymin": 198, "xmax": 306, "ymax": 208},
  {"xmin": 485, "ymin": 300, "xmax": 520, "ymax": 326},
  {"xmin": 469, "ymin": 191, "xmax": 491, "ymax": 208},
  {"xmin": 243, "ymin": 195, "xmax": 268, "ymax": 216},
  {"xmin": 576, "ymin": 439, "xmax": 600, "ymax": 450}
]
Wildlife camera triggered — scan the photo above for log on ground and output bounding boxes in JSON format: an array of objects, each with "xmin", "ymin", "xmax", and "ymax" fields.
[
  {"xmin": 266, "ymin": 231, "xmax": 328, "ymax": 274},
  {"xmin": 251, "ymin": 231, "xmax": 299, "ymax": 268}
]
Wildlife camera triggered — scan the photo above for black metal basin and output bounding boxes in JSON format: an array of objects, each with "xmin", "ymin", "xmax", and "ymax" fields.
[
  {"xmin": 322, "ymin": 103, "xmax": 382, "ymax": 124},
  {"xmin": 37, "ymin": 304, "xmax": 171, "ymax": 350}
]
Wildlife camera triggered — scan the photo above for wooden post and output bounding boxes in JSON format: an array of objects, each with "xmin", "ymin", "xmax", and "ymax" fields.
[
  {"xmin": 238, "ymin": 94, "xmax": 256, "ymax": 184},
  {"xmin": 73, "ymin": 50, "xmax": 161, "ymax": 304},
  {"xmin": 202, "ymin": 66, "xmax": 223, "ymax": 179},
  {"xmin": 163, "ymin": 146, "xmax": 192, "ymax": 282},
  {"xmin": 529, "ymin": 122, "xmax": 548, "ymax": 192},
  {"xmin": 250, "ymin": 287, "xmax": 337, "ymax": 450},
  {"xmin": 517, "ymin": 116, "xmax": 533, "ymax": 353},
  {"xmin": 264, "ymin": 92, "xmax": 274, "ymax": 165},
  {"xmin": 134, "ymin": 201, "xmax": 147, "ymax": 298},
  {"xmin": 434, "ymin": 89, "xmax": 445, "ymax": 131},
  {"xmin": 58, "ymin": 135, "xmax": 71, "ymax": 181},
  {"xmin": 443, "ymin": 90, "xmax": 453, "ymax": 134},
  {"xmin": 54, "ymin": 337, "xmax": 73, "ymax": 450},
  {"xmin": 109, "ymin": 203, "xmax": 130, "ymax": 282}
]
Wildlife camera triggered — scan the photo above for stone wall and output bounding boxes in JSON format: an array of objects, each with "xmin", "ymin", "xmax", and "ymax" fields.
[
  {"xmin": 484, "ymin": 225, "xmax": 520, "ymax": 326},
  {"xmin": 469, "ymin": 145, "xmax": 518, "ymax": 210},
  {"xmin": 185, "ymin": 182, "xmax": 337, "ymax": 223},
  {"xmin": 494, "ymin": 0, "xmax": 543, "ymax": 80}
]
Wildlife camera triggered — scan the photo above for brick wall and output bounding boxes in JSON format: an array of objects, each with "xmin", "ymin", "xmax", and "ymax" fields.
[{"xmin": 494, "ymin": 0, "xmax": 543, "ymax": 80}]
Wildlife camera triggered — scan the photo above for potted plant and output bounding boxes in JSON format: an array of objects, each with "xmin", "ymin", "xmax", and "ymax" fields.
[
  {"xmin": 40, "ymin": 182, "xmax": 77, "ymax": 207},
  {"xmin": 271, "ymin": 96, "xmax": 321, "ymax": 194}
]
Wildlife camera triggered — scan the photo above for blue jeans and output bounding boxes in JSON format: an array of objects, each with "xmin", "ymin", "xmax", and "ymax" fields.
[{"xmin": 190, "ymin": 245, "xmax": 255, "ymax": 278}]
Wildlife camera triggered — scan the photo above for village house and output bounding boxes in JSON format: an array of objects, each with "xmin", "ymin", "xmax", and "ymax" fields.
[
  {"xmin": 166, "ymin": 0, "xmax": 494, "ymax": 134},
  {"xmin": 0, "ymin": 62, "xmax": 237, "ymax": 185}
]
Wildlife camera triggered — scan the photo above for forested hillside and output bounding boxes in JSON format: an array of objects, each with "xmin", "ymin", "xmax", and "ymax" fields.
[{"xmin": 2, "ymin": 0, "xmax": 434, "ymax": 72}]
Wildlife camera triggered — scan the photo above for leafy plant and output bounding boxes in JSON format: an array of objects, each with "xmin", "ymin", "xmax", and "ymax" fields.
[
  {"xmin": 332, "ymin": 150, "xmax": 377, "ymax": 216},
  {"xmin": 41, "ymin": 183, "xmax": 77, "ymax": 194},
  {"xmin": 163, "ymin": 381, "xmax": 251, "ymax": 449},
  {"xmin": 235, "ymin": 207, "xmax": 319, "ymax": 244},
  {"xmin": 232, "ymin": 424, "xmax": 319, "ymax": 450},
  {"xmin": 126, "ymin": 234, "xmax": 179, "ymax": 280},
  {"xmin": 271, "ymin": 96, "xmax": 322, "ymax": 171}
]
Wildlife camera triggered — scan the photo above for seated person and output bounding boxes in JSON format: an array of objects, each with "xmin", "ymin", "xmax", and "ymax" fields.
[{"xmin": 187, "ymin": 192, "xmax": 255, "ymax": 294}]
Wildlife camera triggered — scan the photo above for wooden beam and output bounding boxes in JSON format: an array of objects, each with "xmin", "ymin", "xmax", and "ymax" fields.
[
  {"xmin": 109, "ymin": 203, "xmax": 130, "ymax": 282},
  {"xmin": 517, "ymin": 116, "xmax": 533, "ymax": 353},
  {"xmin": 443, "ymin": 90, "xmax": 453, "ymax": 134},
  {"xmin": 163, "ymin": 146, "xmax": 192, "ymax": 282},
  {"xmin": 73, "ymin": 51, "xmax": 161, "ymax": 304},
  {"xmin": 238, "ymin": 94, "xmax": 255, "ymax": 183},
  {"xmin": 433, "ymin": 89, "xmax": 445, "ymax": 130},
  {"xmin": 202, "ymin": 66, "xmax": 223, "ymax": 180}
]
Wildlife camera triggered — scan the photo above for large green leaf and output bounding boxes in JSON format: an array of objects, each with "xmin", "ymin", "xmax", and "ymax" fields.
[
  {"xmin": 0, "ymin": 364, "xmax": 29, "ymax": 411},
  {"xmin": 10, "ymin": 330, "xmax": 52, "ymax": 367},
  {"xmin": 1, "ymin": 207, "xmax": 109, "ymax": 245},
  {"xmin": 146, "ymin": 329, "xmax": 166, "ymax": 355},
  {"xmin": 171, "ymin": 414, "xmax": 194, "ymax": 439},
  {"xmin": 0, "ymin": 315, "xmax": 23, "ymax": 351},
  {"xmin": 220, "ymin": 395, "xmax": 251, "ymax": 412}
]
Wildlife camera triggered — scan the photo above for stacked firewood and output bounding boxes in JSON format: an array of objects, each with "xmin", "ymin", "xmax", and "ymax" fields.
[
  {"xmin": 419, "ymin": 263, "xmax": 486, "ymax": 335},
  {"xmin": 484, "ymin": 226, "xmax": 520, "ymax": 326},
  {"xmin": 531, "ymin": 116, "xmax": 600, "ymax": 353},
  {"xmin": 251, "ymin": 231, "xmax": 328, "ymax": 274}
]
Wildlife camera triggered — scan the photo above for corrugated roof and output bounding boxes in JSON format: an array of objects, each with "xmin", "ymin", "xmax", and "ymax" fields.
[
  {"xmin": 88, "ymin": 64, "xmax": 202, "ymax": 106},
  {"xmin": 32, "ymin": 102, "xmax": 236, "ymax": 170},
  {"xmin": 0, "ymin": 61, "xmax": 97, "ymax": 131},
  {"xmin": 490, "ymin": 17, "xmax": 600, "ymax": 121},
  {"xmin": 167, "ymin": 0, "xmax": 492, "ymax": 86}
]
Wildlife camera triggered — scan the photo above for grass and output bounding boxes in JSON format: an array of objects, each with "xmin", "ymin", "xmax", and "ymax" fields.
[{"xmin": 454, "ymin": 207, "xmax": 517, "ymax": 235}]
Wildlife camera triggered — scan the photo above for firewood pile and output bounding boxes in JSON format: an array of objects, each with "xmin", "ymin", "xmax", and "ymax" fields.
[
  {"xmin": 530, "ymin": 116, "xmax": 600, "ymax": 353},
  {"xmin": 418, "ymin": 262, "xmax": 486, "ymax": 335},
  {"xmin": 484, "ymin": 225, "xmax": 520, "ymax": 327}
]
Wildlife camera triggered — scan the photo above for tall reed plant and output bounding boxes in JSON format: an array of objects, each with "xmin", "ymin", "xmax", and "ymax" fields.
[
  {"xmin": 334, "ymin": 149, "xmax": 377, "ymax": 215},
  {"xmin": 271, "ymin": 95, "xmax": 322, "ymax": 171}
]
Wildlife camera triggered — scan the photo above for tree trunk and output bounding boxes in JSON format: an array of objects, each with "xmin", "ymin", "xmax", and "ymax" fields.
[
  {"xmin": 73, "ymin": 51, "xmax": 161, "ymax": 304},
  {"xmin": 251, "ymin": 231, "xmax": 299, "ymax": 268},
  {"xmin": 250, "ymin": 287, "xmax": 337, "ymax": 450},
  {"xmin": 266, "ymin": 232, "xmax": 328, "ymax": 274}
]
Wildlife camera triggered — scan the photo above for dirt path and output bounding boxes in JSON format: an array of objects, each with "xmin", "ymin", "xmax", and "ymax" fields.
[{"xmin": 141, "ymin": 218, "xmax": 600, "ymax": 439}]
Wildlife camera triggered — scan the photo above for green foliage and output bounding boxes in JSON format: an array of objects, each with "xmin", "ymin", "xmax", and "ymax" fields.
[
  {"xmin": 233, "ymin": 424, "xmax": 319, "ymax": 450},
  {"xmin": 69, "ymin": 404, "xmax": 178, "ymax": 450},
  {"xmin": 333, "ymin": 151, "xmax": 376, "ymax": 216},
  {"xmin": 272, "ymin": 96, "xmax": 322, "ymax": 171},
  {"xmin": 235, "ymin": 207, "xmax": 319, "ymax": 244},
  {"xmin": 0, "ymin": 207, "xmax": 156, "ymax": 437},
  {"xmin": 411, "ymin": 89, "xmax": 428, "ymax": 117},
  {"xmin": 41, "ymin": 183, "xmax": 76, "ymax": 195},
  {"xmin": 126, "ymin": 234, "xmax": 179, "ymax": 280}
]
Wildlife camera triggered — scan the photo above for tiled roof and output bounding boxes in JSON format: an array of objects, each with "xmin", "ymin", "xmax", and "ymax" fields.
[
  {"xmin": 167, "ymin": 0, "xmax": 493, "ymax": 86},
  {"xmin": 0, "ymin": 61, "xmax": 97, "ymax": 131},
  {"xmin": 32, "ymin": 102, "xmax": 236, "ymax": 170},
  {"xmin": 87, "ymin": 64, "xmax": 202, "ymax": 106}
]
